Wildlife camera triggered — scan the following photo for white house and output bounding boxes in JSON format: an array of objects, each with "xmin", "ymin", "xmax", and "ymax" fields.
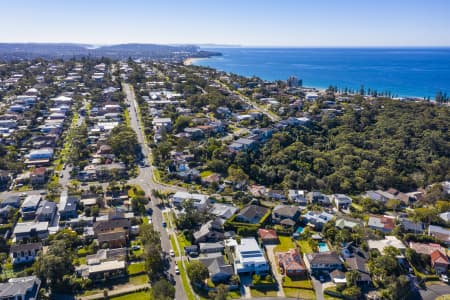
[
  {"xmin": 234, "ymin": 238, "xmax": 270, "ymax": 275},
  {"xmin": 332, "ymin": 194, "xmax": 352, "ymax": 209},
  {"xmin": 172, "ymin": 191, "xmax": 209, "ymax": 209}
]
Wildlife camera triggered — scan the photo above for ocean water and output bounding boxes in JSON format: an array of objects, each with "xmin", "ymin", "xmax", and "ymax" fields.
[{"xmin": 194, "ymin": 47, "xmax": 450, "ymax": 98}]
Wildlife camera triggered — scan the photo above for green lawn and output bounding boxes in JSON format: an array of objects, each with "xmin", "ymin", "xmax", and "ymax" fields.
[
  {"xmin": 282, "ymin": 276, "xmax": 313, "ymax": 289},
  {"xmin": 128, "ymin": 274, "xmax": 149, "ymax": 285},
  {"xmin": 228, "ymin": 290, "xmax": 242, "ymax": 299},
  {"xmin": 177, "ymin": 262, "xmax": 196, "ymax": 300},
  {"xmin": 170, "ymin": 234, "xmax": 180, "ymax": 256},
  {"xmin": 177, "ymin": 233, "xmax": 192, "ymax": 249},
  {"xmin": 297, "ymin": 240, "xmax": 314, "ymax": 254},
  {"xmin": 284, "ymin": 287, "xmax": 316, "ymax": 299},
  {"xmin": 274, "ymin": 236, "xmax": 296, "ymax": 252},
  {"xmin": 200, "ymin": 170, "xmax": 213, "ymax": 178},
  {"xmin": 250, "ymin": 288, "xmax": 278, "ymax": 297},
  {"xmin": 351, "ymin": 203, "xmax": 363, "ymax": 212},
  {"xmin": 127, "ymin": 262, "xmax": 145, "ymax": 275},
  {"xmin": 110, "ymin": 291, "xmax": 151, "ymax": 300}
]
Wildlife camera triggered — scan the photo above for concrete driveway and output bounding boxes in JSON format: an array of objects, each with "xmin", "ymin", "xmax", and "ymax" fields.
[{"xmin": 264, "ymin": 244, "xmax": 285, "ymax": 298}]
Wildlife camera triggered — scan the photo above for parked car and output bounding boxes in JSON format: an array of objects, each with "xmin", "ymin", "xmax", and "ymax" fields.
[
  {"xmin": 175, "ymin": 265, "xmax": 180, "ymax": 275},
  {"xmin": 441, "ymin": 274, "xmax": 448, "ymax": 283},
  {"xmin": 169, "ymin": 249, "xmax": 175, "ymax": 257},
  {"xmin": 162, "ymin": 221, "xmax": 167, "ymax": 228},
  {"xmin": 132, "ymin": 245, "xmax": 141, "ymax": 251}
]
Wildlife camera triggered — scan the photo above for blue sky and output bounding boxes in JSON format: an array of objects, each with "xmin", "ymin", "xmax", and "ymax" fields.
[{"xmin": 1, "ymin": 0, "xmax": 450, "ymax": 46}]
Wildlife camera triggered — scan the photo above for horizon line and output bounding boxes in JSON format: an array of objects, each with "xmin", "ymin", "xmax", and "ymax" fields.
[{"xmin": 1, "ymin": 41, "xmax": 450, "ymax": 49}]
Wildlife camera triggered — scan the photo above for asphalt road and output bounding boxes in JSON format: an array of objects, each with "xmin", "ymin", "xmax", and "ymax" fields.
[
  {"xmin": 419, "ymin": 284, "xmax": 450, "ymax": 300},
  {"xmin": 122, "ymin": 82, "xmax": 187, "ymax": 300}
]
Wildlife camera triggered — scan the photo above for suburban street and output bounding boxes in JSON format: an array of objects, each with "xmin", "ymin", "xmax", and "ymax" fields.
[{"xmin": 122, "ymin": 82, "xmax": 188, "ymax": 300}]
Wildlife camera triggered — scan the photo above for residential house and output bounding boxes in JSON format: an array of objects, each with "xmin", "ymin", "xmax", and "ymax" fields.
[
  {"xmin": 304, "ymin": 252, "xmax": 343, "ymax": 274},
  {"xmin": 367, "ymin": 215, "xmax": 396, "ymax": 233},
  {"xmin": 335, "ymin": 218, "xmax": 361, "ymax": 231},
  {"xmin": 1, "ymin": 195, "xmax": 21, "ymax": 209},
  {"xmin": 306, "ymin": 192, "xmax": 330, "ymax": 205},
  {"xmin": 332, "ymin": 194, "xmax": 352, "ymax": 209},
  {"xmin": 345, "ymin": 255, "xmax": 372, "ymax": 286},
  {"xmin": 248, "ymin": 185, "xmax": 267, "ymax": 198},
  {"xmin": 86, "ymin": 248, "xmax": 127, "ymax": 265},
  {"xmin": 93, "ymin": 218, "xmax": 131, "ymax": 235},
  {"xmin": 228, "ymin": 138, "xmax": 257, "ymax": 152},
  {"xmin": 172, "ymin": 191, "xmax": 209, "ymax": 209},
  {"xmin": 199, "ymin": 242, "xmax": 225, "ymax": 254},
  {"xmin": 234, "ymin": 205, "xmax": 269, "ymax": 224},
  {"xmin": 303, "ymin": 211, "xmax": 334, "ymax": 230},
  {"xmin": 20, "ymin": 195, "xmax": 42, "ymax": 220},
  {"xmin": 209, "ymin": 203, "xmax": 238, "ymax": 220},
  {"xmin": 10, "ymin": 242, "xmax": 42, "ymax": 265},
  {"xmin": 193, "ymin": 220, "xmax": 224, "ymax": 243},
  {"xmin": 199, "ymin": 256, "xmax": 234, "ymax": 284},
  {"xmin": 258, "ymin": 229, "xmax": 279, "ymax": 245},
  {"xmin": 233, "ymin": 238, "xmax": 270, "ymax": 275},
  {"xmin": 12, "ymin": 222, "xmax": 49, "ymax": 242},
  {"xmin": 30, "ymin": 167, "xmax": 46, "ymax": 185},
  {"xmin": 267, "ymin": 190, "xmax": 287, "ymax": 201},
  {"xmin": 439, "ymin": 212, "xmax": 450, "ymax": 223},
  {"xmin": 288, "ymin": 190, "xmax": 307, "ymax": 206},
  {"xmin": 272, "ymin": 205, "xmax": 301, "ymax": 224},
  {"xmin": 363, "ymin": 190, "xmax": 396, "ymax": 203},
  {"xmin": 368, "ymin": 236, "xmax": 406, "ymax": 254},
  {"xmin": 0, "ymin": 276, "xmax": 41, "ymax": 300},
  {"xmin": 400, "ymin": 219, "xmax": 425, "ymax": 234},
  {"xmin": 428, "ymin": 225, "xmax": 450, "ymax": 245},
  {"xmin": 97, "ymin": 229, "xmax": 127, "ymax": 249},
  {"xmin": 409, "ymin": 242, "xmax": 449, "ymax": 274},
  {"xmin": 430, "ymin": 250, "xmax": 450, "ymax": 274},
  {"xmin": 58, "ymin": 193, "xmax": 78, "ymax": 220},
  {"xmin": 76, "ymin": 260, "xmax": 126, "ymax": 282},
  {"xmin": 35, "ymin": 200, "xmax": 56, "ymax": 223},
  {"xmin": 277, "ymin": 249, "xmax": 307, "ymax": 277}
]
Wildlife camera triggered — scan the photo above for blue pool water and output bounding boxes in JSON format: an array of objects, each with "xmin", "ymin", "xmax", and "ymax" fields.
[
  {"xmin": 194, "ymin": 47, "xmax": 450, "ymax": 98},
  {"xmin": 295, "ymin": 227, "xmax": 304, "ymax": 234},
  {"xmin": 318, "ymin": 242, "xmax": 330, "ymax": 252}
]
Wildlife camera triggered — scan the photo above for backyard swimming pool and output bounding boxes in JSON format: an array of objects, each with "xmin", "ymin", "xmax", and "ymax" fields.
[{"xmin": 318, "ymin": 242, "xmax": 330, "ymax": 252}]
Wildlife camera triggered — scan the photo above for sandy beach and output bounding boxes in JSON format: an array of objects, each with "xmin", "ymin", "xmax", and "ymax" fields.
[{"xmin": 183, "ymin": 57, "xmax": 206, "ymax": 66}]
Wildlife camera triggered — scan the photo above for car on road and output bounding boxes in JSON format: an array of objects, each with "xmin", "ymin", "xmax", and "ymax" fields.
[
  {"xmin": 319, "ymin": 275, "xmax": 325, "ymax": 282},
  {"xmin": 440, "ymin": 274, "xmax": 448, "ymax": 283},
  {"xmin": 40, "ymin": 191, "xmax": 47, "ymax": 195},
  {"xmin": 20, "ymin": 192, "xmax": 27, "ymax": 198},
  {"xmin": 174, "ymin": 265, "xmax": 180, "ymax": 275},
  {"xmin": 169, "ymin": 249, "xmax": 175, "ymax": 257},
  {"xmin": 162, "ymin": 221, "xmax": 167, "ymax": 228},
  {"xmin": 148, "ymin": 218, "xmax": 152, "ymax": 224},
  {"xmin": 131, "ymin": 245, "xmax": 141, "ymax": 251}
]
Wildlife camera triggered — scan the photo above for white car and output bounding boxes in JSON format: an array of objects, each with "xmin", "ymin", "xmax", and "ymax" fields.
[
  {"xmin": 441, "ymin": 274, "xmax": 448, "ymax": 283},
  {"xmin": 175, "ymin": 265, "xmax": 180, "ymax": 275},
  {"xmin": 169, "ymin": 249, "xmax": 175, "ymax": 257},
  {"xmin": 148, "ymin": 218, "xmax": 152, "ymax": 224}
]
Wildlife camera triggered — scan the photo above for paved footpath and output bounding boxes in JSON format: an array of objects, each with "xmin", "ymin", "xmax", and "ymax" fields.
[{"xmin": 77, "ymin": 283, "xmax": 150, "ymax": 300}]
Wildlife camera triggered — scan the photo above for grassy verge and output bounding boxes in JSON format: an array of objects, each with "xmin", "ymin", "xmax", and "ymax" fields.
[
  {"xmin": 284, "ymin": 287, "xmax": 316, "ymax": 299},
  {"xmin": 250, "ymin": 288, "xmax": 278, "ymax": 297},
  {"xmin": 177, "ymin": 232, "xmax": 192, "ymax": 249},
  {"xmin": 110, "ymin": 291, "xmax": 151, "ymax": 300},
  {"xmin": 170, "ymin": 234, "xmax": 180, "ymax": 257},
  {"xmin": 177, "ymin": 261, "xmax": 196, "ymax": 300}
]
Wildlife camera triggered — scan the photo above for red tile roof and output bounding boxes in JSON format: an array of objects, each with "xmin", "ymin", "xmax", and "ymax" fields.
[
  {"xmin": 258, "ymin": 228, "xmax": 278, "ymax": 240},
  {"xmin": 431, "ymin": 250, "xmax": 449, "ymax": 266}
]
